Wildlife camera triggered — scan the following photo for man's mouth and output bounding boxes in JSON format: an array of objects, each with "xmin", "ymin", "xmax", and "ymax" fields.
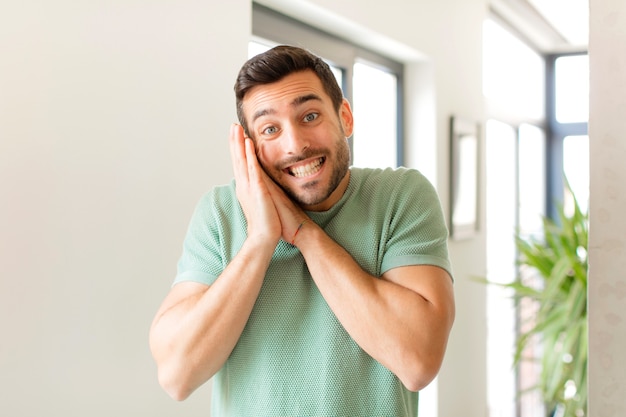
[{"xmin": 287, "ymin": 157, "xmax": 325, "ymax": 178}]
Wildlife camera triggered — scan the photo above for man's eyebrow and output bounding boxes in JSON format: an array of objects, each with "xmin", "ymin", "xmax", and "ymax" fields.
[
  {"xmin": 291, "ymin": 93, "xmax": 322, "ymax": 107},
  {"xmin": 251, "ymin": 108, "xmax": 274, "ymax": 123},
  {"xmin": 251, "ymin": 94, "xmax": 323, "ymax": 124}
]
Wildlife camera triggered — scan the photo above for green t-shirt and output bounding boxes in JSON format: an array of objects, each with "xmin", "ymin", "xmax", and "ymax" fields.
[{"xmin": 175, "ymin": 167, "xmax": 452, "ymax": 417}]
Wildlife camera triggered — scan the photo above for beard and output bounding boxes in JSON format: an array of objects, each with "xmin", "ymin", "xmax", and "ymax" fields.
[{"xmin": 261, "ymin": 136, "xmax": 351, "ymax": 208}]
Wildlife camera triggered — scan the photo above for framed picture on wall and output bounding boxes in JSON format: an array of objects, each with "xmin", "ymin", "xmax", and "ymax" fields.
[{"xmin": 449, "ymin": 116, "xmax": 480, "ymax": 240}]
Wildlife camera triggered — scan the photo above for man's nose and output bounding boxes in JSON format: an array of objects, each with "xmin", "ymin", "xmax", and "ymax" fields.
[{"xmin": 282, "ymin": 125, "xmax": 310, "ymax": 154}]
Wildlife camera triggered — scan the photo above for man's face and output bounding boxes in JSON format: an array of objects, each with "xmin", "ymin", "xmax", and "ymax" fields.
[{"xmin": 242, "ymin": 70, "xmax": 354, "ymax": 211}]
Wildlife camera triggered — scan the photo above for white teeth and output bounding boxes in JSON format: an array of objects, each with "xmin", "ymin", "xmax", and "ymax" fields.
[{"xmin": 290, "ymin": 158, "xmax": 323, "ymax": 178}]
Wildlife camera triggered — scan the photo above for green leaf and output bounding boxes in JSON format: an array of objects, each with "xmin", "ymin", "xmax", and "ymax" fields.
[{"xmin": 481, "ymin": 178, "xmax": 588, "ymax": 416}]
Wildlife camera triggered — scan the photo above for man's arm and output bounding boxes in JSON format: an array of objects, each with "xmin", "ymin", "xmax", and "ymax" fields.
[
  {"xmin": 296, "ymin": 226, "xmax": 454, "ymax": 392},
  {"xmin": 149, "ymin": 125, "xmax": 281, "ymax": 400},
  {"xmin": 149, "ymin": 236, "xmax": 274, "ymax": 400}
]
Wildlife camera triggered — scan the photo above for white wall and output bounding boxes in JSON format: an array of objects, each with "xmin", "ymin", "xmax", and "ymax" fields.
[
  {"xmin": 1, "ymin": 1, "xmax": 249, "ymax": 415},
  {"xmin": 0, "ymin": 0, "xmax": 488, "ymax": 416},
  {"xmin": 588, "ymin": 0, "xmax": 626, "ymax": 415}
]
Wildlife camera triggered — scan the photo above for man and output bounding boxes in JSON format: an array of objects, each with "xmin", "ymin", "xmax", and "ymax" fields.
[{"xmin": 150, "ymin": 45, "xmax": 455, "ymax": 416}]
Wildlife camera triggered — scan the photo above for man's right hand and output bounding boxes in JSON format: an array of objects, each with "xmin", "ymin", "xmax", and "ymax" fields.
[{"xmin": 229, "ymin": 123, "xmax": 281, "ymax": 247}]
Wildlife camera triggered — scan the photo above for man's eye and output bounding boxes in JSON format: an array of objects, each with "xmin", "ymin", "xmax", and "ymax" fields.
[
  {"xmin": 263, "ymin": 126, "xmax": 277, "ymax": 135},
  {"xmin": 303, "ymin": 113, "xmax": 319, "ymax": 123}
]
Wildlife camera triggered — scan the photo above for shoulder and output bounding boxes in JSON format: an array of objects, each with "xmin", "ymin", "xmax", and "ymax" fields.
[
  {"xmin": 195, "ymin": 180, "xmax": 238, "ymax": 211},
  {"xmin": 352, "ymin": 166, "xmax": 430, "ymax": 181},
  {"xmin": 348, "ymin": 168, "xmax": 445, "ymax": 222},
  {"xmin": 185, "ymin": 180, "xmax": 243, "ymax": 232},
  {"xmin": 350, "ymin": 167, "xmax": 436, "ymax": 196}
]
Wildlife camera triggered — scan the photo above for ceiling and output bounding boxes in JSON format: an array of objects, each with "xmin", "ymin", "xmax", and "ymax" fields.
[{"xmin": 490, "ymin": 0, "xmax": 589, "ymax": 53}]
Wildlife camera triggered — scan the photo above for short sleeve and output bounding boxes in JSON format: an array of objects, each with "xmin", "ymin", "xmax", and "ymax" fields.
[
  {"xmin": 174, "ymin": 184, "xmax": 246, "ymax": 286},
  {"xmin": 380, "ymin": 170, "xmax": 453, "ymax": 278}
]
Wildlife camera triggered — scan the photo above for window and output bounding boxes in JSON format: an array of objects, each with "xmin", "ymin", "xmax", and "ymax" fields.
[
  {"xmin": 352, "ymin": 61, "xmax": 398, "ymax": 168},
  {"xmin": 484, "ymin": 17, "xmax": 547, "ymax": 417},
  {"xmin": 485, "ymin": 15, "xmax": 589, "ymax": 417},
  {"xmin": 251, "ymin": 3, "xmax": 403, "ymax": 168},
  {"xmin": 517, "ymin": 123, "xmax": 547, "ymax": 417},
  {"xmin": 485, "ymin": 120, "xmax": 518, "ymax": 417},
  {"xmin": 563, "ymin": 135, "xmax": 589, "ymax": 214},
  {"xmin": 555, "ymin": 55, "xmax": 589, "ymax": 124},
  {"xmin": 518, "ymin": 124, "xmax": 547, "ymax": 237},
  {"xmin": 547, "ymin": 53, "xmax": 589, "ymax": 217}
]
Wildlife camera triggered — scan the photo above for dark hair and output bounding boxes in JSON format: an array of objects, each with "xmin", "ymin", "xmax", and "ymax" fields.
[{"xmin": 234, "ymin": 45, "xmax": 344, "ymax": 136}]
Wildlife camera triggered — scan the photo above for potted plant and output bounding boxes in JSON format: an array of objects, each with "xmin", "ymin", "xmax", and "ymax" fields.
[{"xmin": 490, "ymin": 186, "xmax": 588, "ymax": 417}]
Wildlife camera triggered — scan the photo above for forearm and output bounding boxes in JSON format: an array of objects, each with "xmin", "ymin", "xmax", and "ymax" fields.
[
  {"xmin": 149, "ymin": 236, "xmax": 275, "ymax": 400},
  {"xmin": 296, "ymin": 225, "xmax": 454, "ymax": 391}
]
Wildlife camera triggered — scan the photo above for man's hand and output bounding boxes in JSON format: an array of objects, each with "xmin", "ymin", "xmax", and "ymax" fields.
[
  {"xmin": 261, "ymin": 173, "xmax": 313, "ymax": 245},
  {"xmin": 229, "ymin": 124, "xmax": 282, "ymax": 246},
  {"xmin": 231, "ymin": 124, "xmax": 313, "ymax": 245}
]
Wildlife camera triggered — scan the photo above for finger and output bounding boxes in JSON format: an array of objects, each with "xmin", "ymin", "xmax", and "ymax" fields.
[
  {"xmin": 229, "ymin": 123, "xmax": 248, "ymax": 183},
  {"xmin": 262, "ymin": 172, "xmax": 282, "ymax": 199},
  {"xmin": 244, "ymin": 138, "xmax": 264, "ymax": 186},
  {"xmin": 261, "ymin": 172, "xmax": 306, "ymax": 233}
]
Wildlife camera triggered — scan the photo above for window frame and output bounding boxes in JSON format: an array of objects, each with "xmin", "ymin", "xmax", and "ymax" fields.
[
  {"xmin": 483, "ymin": 14, "xmax": 550, "ymax": 417},
  {"xmin": 484, "ymin": 14, "xmax": 589, "ymax": 417},
  {"xmin": 545, "ymin": 52, "xmax": 588, "ymax": 219}
]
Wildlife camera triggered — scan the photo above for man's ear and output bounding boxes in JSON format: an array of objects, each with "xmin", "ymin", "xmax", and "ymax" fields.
[{"xmin": 339, "ymin": 98, "xmax": 354, "ymax": 138}]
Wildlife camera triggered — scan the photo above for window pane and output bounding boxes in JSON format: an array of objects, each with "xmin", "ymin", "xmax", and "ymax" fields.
[
  {"xmin": 486, "ymin": 119, "xmax": 518, "ymax": 417},
  {"xmin": 517, "ymin": 123, "xmax": 547, "ymax": 417},
  {"xmin": 555, "ymin": 55, "xmax": 589, "ymax": 123},
  {"xmin": 248, "ymin": 40, "xmax": 272, "ymax": 58},
  {"xmin": 352, "ymin": 61, "xmax": 398, "ymax": 168},
  {"xmin": 330, "ymin": 66, "xmax": 343, "ymax": 93},
  {"xmin": 518, "ymin": 123, "xmax": 546, "ymax": 236},
  {"xmin": 483, "ymin": 19, "xmax": 545, "ymax": 121},
  {"xmin": 563, "ymin": 135, "xmax": 589, "ymax": 214}
]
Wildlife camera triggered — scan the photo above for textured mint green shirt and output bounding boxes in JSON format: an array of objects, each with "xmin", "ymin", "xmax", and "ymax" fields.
[{"xmin": 175, "ymin": 167, "xmax": 452, "ymax": 417}]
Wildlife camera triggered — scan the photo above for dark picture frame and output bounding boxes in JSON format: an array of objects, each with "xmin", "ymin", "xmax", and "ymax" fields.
[{"xmin": 449, "ymin": 116, "xmax": 480, "ymax": 240}]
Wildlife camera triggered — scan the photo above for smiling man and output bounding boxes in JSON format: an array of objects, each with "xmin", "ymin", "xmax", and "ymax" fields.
[{"xmin": 150, "ymin": 45, "xmax": 455, "ymax": 417}]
